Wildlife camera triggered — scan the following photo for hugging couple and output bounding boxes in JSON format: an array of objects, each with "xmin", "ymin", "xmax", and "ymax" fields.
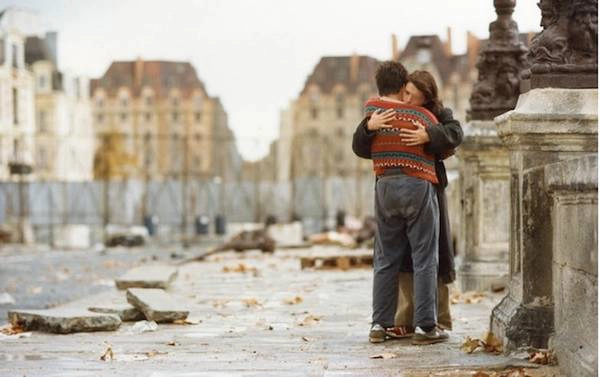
[{"xmin": 352, "ymin": 61, "xmax": 463, "ymax": 345}]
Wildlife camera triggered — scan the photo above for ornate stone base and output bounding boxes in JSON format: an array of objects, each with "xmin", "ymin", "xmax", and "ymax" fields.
[
  {"xmin": 491, "ymin": 294, "xmax": 554, "ymax": 351},
  {"xmin": 531, "ymin": 72, "xmax": 598, "ymax": 90}
]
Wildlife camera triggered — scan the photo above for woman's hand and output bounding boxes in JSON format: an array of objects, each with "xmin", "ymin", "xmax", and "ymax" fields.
[
  {"xmin": 367, "ymin": 109, "xmax": 395, "ymax": 131},
  {"xmin": 399, "ymin": 123, "xmax": 430, "ymax": 146}
]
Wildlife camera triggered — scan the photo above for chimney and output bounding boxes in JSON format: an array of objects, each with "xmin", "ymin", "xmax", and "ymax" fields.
[
  {"xmin": 350, "ymin": 53, "xmax": 359, "ymax": 83},
  {"xmin": 445, "ymin": 27, "xmax": 453, "ymax": 56},
  {"xmin": 134, "ymin": 56, "xmax": 144, "ymax": 90},
  {"xmin": 466, "ymin": 31, "xmax": 480, "ymax": 69},
  {"xmin": 45, "ymin": 31, "xmax": 58, "ymax": 67},
  {"xmin": 391, "ymin": 33, "xmax": 399, "ymax": 60}
]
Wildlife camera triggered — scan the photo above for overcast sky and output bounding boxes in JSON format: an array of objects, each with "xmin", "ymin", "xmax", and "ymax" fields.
[{"xmin": 2, "ymin": 0, "xmax": 541, "ymax": 160}]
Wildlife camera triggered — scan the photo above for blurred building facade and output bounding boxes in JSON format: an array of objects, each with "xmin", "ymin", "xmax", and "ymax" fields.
[
  {"xmin": 25, "ymin": 33, "xmax": 94, "ymax": 181},
  {"xmin": 90, "ymin": 59, "xmax": 241, "ymax": 182},
  {"xmin": 0, "ymin": 8, "xmax": 38, "ymax": 178}
]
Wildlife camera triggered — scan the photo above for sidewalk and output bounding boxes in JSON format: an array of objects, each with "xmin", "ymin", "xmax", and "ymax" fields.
[{"xmin": 0, "ymin": 246, "xmax": 556, "ymax": 376}]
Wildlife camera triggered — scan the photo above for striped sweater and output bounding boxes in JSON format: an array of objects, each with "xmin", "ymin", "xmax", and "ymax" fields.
[{"xmin": 365, "ymin": 98, "xmax": 439, "ymax": 184}]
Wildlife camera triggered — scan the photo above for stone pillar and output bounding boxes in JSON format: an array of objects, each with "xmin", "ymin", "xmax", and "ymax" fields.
[
  {"xmin": 490, "ymin": 2, "xmax": 597, "ymax": 369},
  {"xmin": 456, "ymin": 122, "xmax": 510, "ymax": 291},
  {"xmin": 456, "ymin": 0, "xmax": 527, "ymax": 291}
]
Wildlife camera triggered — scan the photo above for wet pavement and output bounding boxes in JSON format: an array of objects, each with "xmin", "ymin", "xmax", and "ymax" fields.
[{"xmin": 0, "ymin": 246, "xmax": 557, "ymax": 376}]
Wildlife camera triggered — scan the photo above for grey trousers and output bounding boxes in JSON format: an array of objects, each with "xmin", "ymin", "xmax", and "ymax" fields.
[{"xmin": 372, "ymin": 174, "xmax": 440, "ymax": 329}]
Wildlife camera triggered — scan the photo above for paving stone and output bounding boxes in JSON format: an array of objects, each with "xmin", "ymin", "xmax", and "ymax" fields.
[
  {"xmin": 126, "ymin": 288, "xmax": 189, "ymax": 323},
  {"xmin": 115, "ymin": 265, "xmax": 178, "ymax": 290},
  {"xmin": 7, "ymin": 308, "xmax": 121, "ymax": 334},
  {"xmin": 88, "ymin": 302, "xmax": 145, "ymax": 322}
]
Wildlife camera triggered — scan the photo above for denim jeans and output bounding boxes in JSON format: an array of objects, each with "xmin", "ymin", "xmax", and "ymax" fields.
[{"xmin": 371, "ymin": 174, "xmax": 439, "ymax": 329}]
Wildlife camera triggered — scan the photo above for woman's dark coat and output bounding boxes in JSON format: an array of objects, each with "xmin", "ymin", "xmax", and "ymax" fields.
[{"xmin": 351, "ymin": 107, "xmax": 463, "ymax": 284}]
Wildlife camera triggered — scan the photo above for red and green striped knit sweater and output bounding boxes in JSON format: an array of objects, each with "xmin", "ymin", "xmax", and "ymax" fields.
[{"xmin": 365, "ymin": 98, "xmax": 439, "ymax": 185}]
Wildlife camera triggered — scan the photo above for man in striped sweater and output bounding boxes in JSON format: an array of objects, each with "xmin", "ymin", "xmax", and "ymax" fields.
[{"xmin": 361, "ymin": 61, "xmax": 448, "ymax": 345}]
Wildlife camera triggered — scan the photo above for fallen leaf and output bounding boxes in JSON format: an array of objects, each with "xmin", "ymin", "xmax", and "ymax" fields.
[
  {"xmin": 173, "ymin": 318, "xmax": 200, "ymax": 325},
  {"xmin": 461, "ymin": 336, "xmax": 483, "ymax": 354},
  {"xmin": 483, "ymin": 331, "xmax": 503, "ymax": 354},
  {"xmin": 167, "ymin": 341, "xmax": 177, "ymax": 346},
  {"xmin": 283, "ymin": 296, "xmax": 303, "ymax": 305},
  {"xmin": 298, "ymin": 314, "xmax": 323, "ymax": 326},
  {"xmin": 301, "ymin": 336, "xmax": 311, "ymax": 342},
  {"xmin": 0, "ymin": 324, "xmax": 25, "ymax": 335},
  {"xmin": 243, "ymin": 298, "xmax": 262, "ymax": 308},
  {"xmin": 369, "ymin": 352, "xmax": 397, "ymax": 359},
  {"xmin": 100, "ymin": 343, "xmax": 114, "ymax": 361},
  {"xmin": 529, "ymin": 349, "xmax": 557, "ymax": 365},
  {"xmin": 145, "ymin": 350, "xmax": 167, "ymax": 358},
  {"xmin": 222, "ymin": 263, "xmax": 257, "ymax": 273}
]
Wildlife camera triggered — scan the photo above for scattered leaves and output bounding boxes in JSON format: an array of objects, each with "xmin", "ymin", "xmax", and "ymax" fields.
[
  {"xmin": 283, "ymin": 296, "xmax": 303, "ymax": 305},
  {"xmin": 529, "ymin": 349, "xmax": 557, "ymax": 365},
  {"xmin": 222, "ymin": 263, "xmax": 258, "ymax": 273},
  {"xmin": 369, "ymin": 352, "xmax": 397, "ymax": 359},
  {"xmin": 100, "ymin": 343, "xmax": 114, "ymax": 361},
  {"xmin": 460, "ymin": 332, "xmax": 502, "ymax": 354},
  {"xmin": 451, "ymin": 290, "xmax": 487, "ymax": 305}
]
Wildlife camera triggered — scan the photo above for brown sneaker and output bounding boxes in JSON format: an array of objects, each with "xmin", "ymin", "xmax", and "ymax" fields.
[
  {"xmin": 369, "ymin": 324, "xmax": 386, "ymax": 343},
  {"xmin": 411, "ymin": 326, "xmax": 449, "ymax": 345}
]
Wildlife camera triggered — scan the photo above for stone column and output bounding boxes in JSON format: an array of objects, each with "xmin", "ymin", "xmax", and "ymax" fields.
[
  {"xmin": 456, "ymin": 0, "xmax": 527, "ymax": 291},
  {"xmin": 490, "ymin": 2, "xmax": 598, "ymax": 370}
]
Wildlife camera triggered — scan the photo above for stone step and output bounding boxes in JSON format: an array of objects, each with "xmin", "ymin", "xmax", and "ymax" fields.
[
  {"xmin": 126, "ymin": 288, "xmax": 189, "ymax": 323},
  {"xmin": 115, "ymin": 265, "xmax": 178, "ymax": 290},
  {"xmin": 7, "ymin": 308, "xmax": 121, "ymax": 334},
  {"xmin": 300, "ymin": 254, "xmax": 373, "ymax": 270}
]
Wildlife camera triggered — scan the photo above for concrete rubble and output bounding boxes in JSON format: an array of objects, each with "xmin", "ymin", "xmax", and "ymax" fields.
[
  {"xmin": 115, "ymin": 265, "xmax": 178, "ymax": 290},
  {"xmin": 7, "ymin": 308, "xmax": 121, "ymax": 334},
  {"xmin": 126, "ymin": 288, "xmax": 189, "ymax": 323}
]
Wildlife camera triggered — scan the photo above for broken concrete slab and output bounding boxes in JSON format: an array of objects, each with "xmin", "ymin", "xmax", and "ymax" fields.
[
  {"xmin": 88, "ymin": 303, "xmax": 145, "ymax": 322},
  {"xmin": 126, "ymin": 288, "xmax": 189, "ymax": 323},
  {"xmin": 7, "ymin": 308, "xmax": 121, "ymax": 334},
  {"xmin": 115, "ymin": 265, "xmax": 178, "ymax": 290}
]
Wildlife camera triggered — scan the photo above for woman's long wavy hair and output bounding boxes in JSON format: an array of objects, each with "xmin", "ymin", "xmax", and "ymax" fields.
[{"xmin": 407, "ymin": 70, "xmax": 444, "ymax": 116}]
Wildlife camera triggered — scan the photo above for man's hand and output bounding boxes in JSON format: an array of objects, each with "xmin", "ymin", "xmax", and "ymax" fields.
[
  {"xmin": 367, "ymin": 109, "xmax": 395, "ymax": 131},
  {"xmin": 399, "ymin": 123, "xmax": 430, "ymax": 146}
]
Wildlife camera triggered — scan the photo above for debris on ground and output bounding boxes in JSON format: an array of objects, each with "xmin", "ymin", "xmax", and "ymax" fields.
[
  {"xmin": 100, "ymin": 342, "xmax": 114, "ymax": 361},
  {"xmin": 7, "ymin": 309, "xmax": 121, "ymax": 334},
  {"xmin": 129, "ymin": 320, "xmax": 158, "ymax": 334},
  {"xmin": 461, "ymin": 331, "xmax": 503, "ymax": 354},
  {"xmin": 126, "ymin": 288, "xmax": 189, "ymax": 323},
  {"xmin": 222, "ymin": 263, "xmax": 258, "ymax": 274},
  {"xmin": 297, "ymin": 314, "xmax": 323, "ymax": 326},
  {"xmin": 308, "ymin": 231, "xmax": 356, "ymax": 248},
  {"xmin": 105, "ymin": 225, "xmax": 148, "ymax": 248},
  {"xmin": 242, "ymin": 298, "xmax": 262, "ymax": 308},
  {"xmin": 451, "ymin": 290, "xmax": 488, "ymax": 305},
  {"xmin": 300, "ymin": 254, "xmax": 372, "ymax": 270},
  {"xmin": 369, "ymin": 352, "xmax": 398, "ymax": 360},
  {"xmin": 0, "ymin": 292, "xmax": 15, "ymax": 305},
  {"xmin": 528, "ymin": 349, "xmax": 557, "ymax": 365},
  {"xmin": 283, "ymin": 296, "xmax": 303, "ymax": 305},
  {"xmin": 115, "ymin": 265, "xmax": 178, "ymax": 290},
  {"xmin": 226, "ymin": 229, "xmax": 276, "ymax": 253}
]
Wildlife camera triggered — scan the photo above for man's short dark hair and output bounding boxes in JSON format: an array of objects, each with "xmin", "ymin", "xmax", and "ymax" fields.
[{"xmin": 375, "ymin": 61, "xmax": 408, "ymax": 96}]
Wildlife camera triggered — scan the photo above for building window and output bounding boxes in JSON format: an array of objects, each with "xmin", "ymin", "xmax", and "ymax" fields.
[
  {"xmin": 311, "ymin": 107, "xmax": 318, "ymax": 120},
  {"xmin": 172, "ymin": 112, "xmax": 179, "ymax": 122},
  {"xmin": 12, "ymin": 88, "xmax": 18, "ymax": 125},
  {"xmin": 336, "ymin": 93, "xmax": 344, "ymax": 119},
  {"xmin": 96, "ymin": 114, "xmax": 104, "ymax": 123},
  {"xmin": 144, "ymin": 133, "xmax": 153, "ymax": 168},
  {"xmin": 0, "ymin": 39, "xmax": 5, "ymax": 65},
  {"xmin": 120, "ymin": 112, "xmax": 128, "ymax": 122},
  {"xmin": 13, "ymin": 139, "xmax": 19, "ymax": 160},
  {"xmin": 194, "ymin": 95, "xmax": 203, "ymax": 108},
  {"xmin": 145, "ymin": 112, "xmax": 152, "ymax": 122},
  {"xmin": 96, "ymin": 98, "xmax": 104, "ymax": 108},
  {"xmin": 336, "ymin": 107, "xmax": 344, "ymax": 119},
  {"xmin": 120, "ymin": 97, "xmax": 128, "ymax": 107},
  {"xmin": 11, "ymin": 44, "xmax": 17, "ymax": 68},
  {"xmin": 171, "ymin": 97, "xmax": 179, "ymax": 107},
  {"xmin": 37, "ymin": 147, "xmax": 48, "ymax": 169},
  {"xmin": 38, "ymin": 110, "xmax": 47, "ymax": 132},
  {"xmin": 145, "ymin": 96, "xmax": 153, "ymax": 106},
  {"xmin": 195, "ymin": 112, "xmax": 202, "ymax": 122}
]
